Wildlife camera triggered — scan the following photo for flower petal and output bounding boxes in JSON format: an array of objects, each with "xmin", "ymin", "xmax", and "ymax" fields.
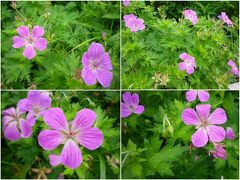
[
  {"xmin": 2, "ymin": 107, "xmax": 16, "ymax": 116},
  {"xmin": 207, "ymin": 125, "xmax": 225, "ymax": 143},
  {"xmin": 178, "ymin": 62, "xmax": 187, "ymax": 71},
  {"xmin": 132, "ymin": 93, "xmax": 139, "ymax": 105},
  {"xmin": 196, "ymin": 104, "xmax": 211, "ymax": 121},
  {"xmin": 76, "ymin": 127, "xmax": 103, "ymax": 150},
  {"xmin": 72, "ymin": 109, "xmax": 96, "ymax": 131},
  {"xmin": 23, "ymin": 44, "xmax": 36, "ymax": 60},
  {"xmin": 4, "ymin": 123, "xmax": 20, "ymax": 141},
  {"xmin": 34, "ymin": 38, "xmax": 47, "ymax": 51},
  {"xmin": 121, "ymin": 103, "xmax": 132, "ymax": 118},
  {"xmin": 38, "ymin": 130, "xmax": 65, "ymax": 150},
  {"xmin": 186, "ymin": 66, "xmax": 194, "ymax": 74},
  {"xmin": 81, "ymin": 68, "xmax": 97, "ymax": 86},
  {"xmin": 186, "ymin": 90, "xmax": 197, "ymax": 102},
  {"xmin": 122, "ymin": 92, "xmax": 133, "ymax": 105},
  {"xmin": 87, "ymin": 42, "xmax": 104, "ymax": 59},
  {"xmin": 26, "ymin": 113, "xmax": 37, "ymax": 126},
  {"xmin": 181, "ymin": 108, "xmax": 200, "ymax": 125},
  {"xmin": 28, "ymin": 91, "xmax": 51, "ymax": 110},
  {"xmin": 134, "ymin": 105, "xmax": 144, "ymax": 115},
  {"xmin": 60, "ymin": 140, "xmax": 82, "ymax": 169},
  {"xmin": 82, "ymin": 52, "xmax": 89, "ymax": 67},
  {"xmin": 96, "ymin": 68, "xmax": 113, "ymax": 88},
  {"xmin": 49, "ymin": 154, "xmax": 61, "ymax": 166},
  {"xmin": 191, "ymin": 127, "xmax": 208, "ymax": 148},
  {"xmin": 12, "ymin": 36, "xmax": 27, "ymax": 48},
  {"xmin": 100, "ymin": 52, "xmax": 113, "ymax": 70},
  {"xmin": 16, "ymin": 26, "xmax": 30, "ymax": 38},
  {"xmin": 43, "ymin": 108, "xmax": 68, "ymax": 131},
  {"xmin": 19, "ymin": 119, "xmax": 32, "ymax": 138},
  {"xmin": 17, "ymin": 98, "xmax": 29, "ymax": 113},
  {"xmin": 208, "ymin": 108, "xmax": 227, "ymax": 125},
  {"xmin": 32, "ymin": 25, "xmax": 45, "ymax": 38},
  {"xmin": 197, "ymin": 91, "xmax": 210, "ymax": 102}
]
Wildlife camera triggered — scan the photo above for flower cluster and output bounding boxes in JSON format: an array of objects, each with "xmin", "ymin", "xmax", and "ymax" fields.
[
  {"xmin": 218, "ymin": 12, "xmax": 233, "ymax": 27},
  {"xmin": 2, "ymin": 91, "xmax": 51, "ymax": 141},
  {"xmin": 2, "ymin": 91, "xmax": 103, "ymax": 169},
  {"xmin": 183, "ymin": 9, "xmax": 198, "ymax": 25},
  {"xmin": 123, "ymin": 14, "xmax": 145, "ymax": 32},
  {"xmin": 182, "ymin": 91, "xmax": 235, "ymax": 159}
]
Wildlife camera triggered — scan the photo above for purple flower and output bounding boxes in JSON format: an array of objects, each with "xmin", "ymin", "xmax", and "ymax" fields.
[
  {"xmin": 218, "ymin": 12, "xmax": 233, "ymax": 27},
  {"xmin": 12, "ymin": 25, "xmax": 47, "ymax": 60},
  {"xmin": 227, "ymin": 60, "xmax": 239, "ymax": 76},
  {"xmin": 178, "ymin": 53, "xmax": 196, "ymax": 74},
  {"xmin": 122, "ymin": 0, "xmax": 130, "ymax": 6},
  {"xmin": 226, "ymin": 127, "xmax": 235, "ymax": 140},
  {"xmin": 123, "ymin": 14, "xmax": 145, "ymax": 32},
  {"xmin": 81, "ymin": 42, "xmax": 113, "ymax": 88},
  {"xmin": 186, "ymin": 90, "xmax": 210, "ymax": 102},
  {"xmin": 38, "ymin": 108, "xmax": 103, "ymax": 169},
  {"xmin": 211, "ymin": 143, "xmax": 226, "ymax": 159},
  {"xmin": 2, "ymin": 106, "xmax": 32, "ymax": 141},
  {"xmin": 121, "ymin": 92, "xmax": 145, "ymax": 118},
  {"xmin": 18, "ymin": 91, "xmax": 51, "ymax": 126},
  {"xmin": 183, "ymin": 9, "xmax": 198, "ymax": 25},
  {"xmin": 182, "ymin": 104, "xmax": 227, "ymax": 148}
]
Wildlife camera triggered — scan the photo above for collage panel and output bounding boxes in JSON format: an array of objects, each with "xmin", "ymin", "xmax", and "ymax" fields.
[
  {"xmin": 1, "ymin": 90, "xmax": 120, "ymax": 179},
  {"xmin": 121, "ymin": 90, "xmax": 239, "ymax": 179},
  {"xmin": 121, "ymin": 1, "xmax": 239, "ymax": 89},
  {"xmin": 1, "ymin": 1, "xmax": 120, "ymax": 89}
]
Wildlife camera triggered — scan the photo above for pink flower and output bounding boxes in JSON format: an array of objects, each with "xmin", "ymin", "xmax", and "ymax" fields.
[
  {"xmin": 18, "ymin": 91, "xmax": 51, "ymax": 126},
  {"xmin": 122, "ymin": 0, "xmax": 130, "ymax": 6},
  {"xmin": 226, "ymin": 127, "xmax": 235, "ymax": 140},
  {"xmin": 210, "ymin": 143, "xmax": 226, "ymax": 159},
  {"xmin": 178, "ymin": 53, "xmax": 196, "ymax": 74},
  {"xmin": 183, "ymin": 9, "xmax": 198, "ymax": 25},
  {"xmin": 121, "ymin": 92, "xmax": 144, "ymax": 118},
  {"xmin": 2, "ymin": 106, "xmax": 32, "ymax": 141},
  {"xmin": 186, "ymin": 90, "xmax": 210, "ymax": 102},
  {"xmin": 12, "ymin": 25, "xmax": 47, "ymax": 60},
  {"xmin": 123, "ymin": 14, "xmax": 145, "ymax": 32},
  {"xmin": 182, "ymin": 104, "xmax": 227, "ymax": 148},
  {"xmin": 81, "ymin": 42, "xmax": 113, "ymax": 88},
  {"xmin": 218, "ymin": 12, "xmax": 233, "ymax": 27},
  {"xmin": 227, "ymin": 60, "xmax": 239, "ymax": 76},
  {"xmin": 38, "ymin": 108, "xmax": 103, "ymax": 169}
]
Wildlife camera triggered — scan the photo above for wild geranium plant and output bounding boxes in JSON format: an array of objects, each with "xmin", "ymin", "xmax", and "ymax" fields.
[
  {"xmin": 2, "ymin": 91, "xmax": 120, "ymax": 179},
  {"xmin": 122, "ymin": 1, "xmax": 239, "ymax": 89}
]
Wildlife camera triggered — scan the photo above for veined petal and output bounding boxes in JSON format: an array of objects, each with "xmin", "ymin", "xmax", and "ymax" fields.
[
  {"xmin": 23, "ymin": 44, "xmax": 36, "ymax": 60},
  {"xmin": 122, "ymin": 92, "xmax": 133, "ymax": 105},
  {"xmin": 2, "ymin": 107, "xmax": 16, "ymax": 116},
  {"xmin": 32, "ymin": 25, "xmax": 45, "ymax": 38},
  {"xmin": 82, "ymin": 52, "xmax": 89, "ymax": 67},
  {"xmin": 34, "ymin": 38, "xmax": 47, "ymax": 51},
  {"xmin": 96, "ymin": 68, "xmax": 113, "ymax": 88},
  {"xmin": 81, "ymin": 68, "xmax": 97, "ymax": 86},
  {"xmin": 87, "ymin": 42, "xmax": 104, "ymax": 59},
  {"xmin": 186, "ymin": 65, "xmax": 194, "ymax": 74},
  {"xmin": 19, "ymin": 119, "xmax": 32, "ymax": 138},
  {"xmin": 132, "ymin": 93, "xmax": 139, "ymax": 105},
  {"xmin": 206, "ymin": 125, "xmax": 225, "ymax": 143},
  {"xmin": 72, "ymin": 109, "xmax": 96, "ymax": 131},
  {"xmin": 208, "ymin": 108, "xmax": 227, "ymax": 125},
  {"xmin": 60, "ymin": 140, "xmax": 82, "ymax": 169},
  {"xmin": 181, "ymin": 108, "xmax": 200, "ymax": 125},
  {"xmin": 17, "ymin": 98, "xmax": 30, "ymax": 113},
  {"xmin": 134, "ymin": 105, "xmax": 144, "ymax": 115},
  {"xmin": 100, "ymin": 52, "xmax": 113, "ymax": 70},
  {"xmin": 76, "ymin": 127, "xmax": 103, "ymax": 150},
  {"xmin": 12, "ymin": 36, "xmax": 27, "ymax": 48},
  {"xmin": 49, "ymin": 154, "xmax": 61, "ymax": 166},
  {"xmin": 38, "ymin": 130, "xmax": 65, "ymax": 150},
  {"xmin": 197, "ymin": 91, "xmax": 210, "ymax": 102},
  {"xmin": 196, "ymin": 104, "xmax": 211, "ymax": 121},
  {"xmin": 4, "ymin": 123, "xmax": 20, "ymax": 141},
  {"xmin": 28, "ymin": 91, "xmax": 51, "ymax": 110},
  {"xmin": 186, "ymin": 90, "xmax": 197, "ymax": 102},
  {"xmin": 191, "ymin": 127, "xmax": 208, "ymax": 148},
  {"xmin": 16, "ymin": 26, "xmax": 30, "ymax": 38},
  {"xmin": 43, "ymin": 108, "xmax": 68, "ymax": 131},
  {"xmin": 26, "ymin": 113, "xmax": 37, "ymax": 126},
  {"xmin": 121, "ymin": 103, "xmax": 132, "ymax": 118}
]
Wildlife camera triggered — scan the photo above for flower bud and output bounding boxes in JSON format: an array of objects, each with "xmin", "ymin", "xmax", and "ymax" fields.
[{"xmin": 226, "ymin": 127, "xmax": 235, "ymax": 140}]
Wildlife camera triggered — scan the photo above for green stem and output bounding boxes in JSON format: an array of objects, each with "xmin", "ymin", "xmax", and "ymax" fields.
[{"xmin": 99, "ymin": 154, "xmax": 106, "ymax": 179}]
